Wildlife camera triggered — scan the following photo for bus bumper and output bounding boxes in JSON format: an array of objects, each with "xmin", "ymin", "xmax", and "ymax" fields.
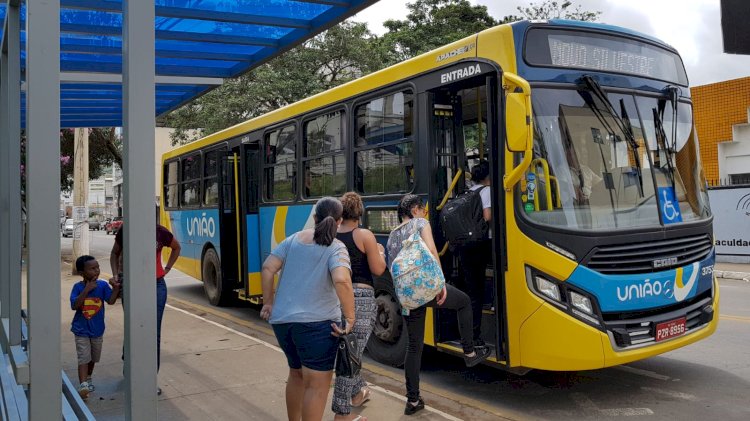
[{"xmin": 519, "ymin": 278, "xmax": 720, "ymax": 371}]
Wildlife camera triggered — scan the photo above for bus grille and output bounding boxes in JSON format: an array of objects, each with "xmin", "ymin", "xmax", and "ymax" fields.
[
  {"xmin": 604, "ymin": 292, "xmax": 713, "ymax": 349},
  {"xmin": 586, "ymin": 234, "xmax": 713, "ymax": 274}
]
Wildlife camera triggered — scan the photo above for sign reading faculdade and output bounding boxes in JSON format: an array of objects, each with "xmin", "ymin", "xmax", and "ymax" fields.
[{"xmin": 708, "ymin": 187, "xmax": 750, "ymax": 258}]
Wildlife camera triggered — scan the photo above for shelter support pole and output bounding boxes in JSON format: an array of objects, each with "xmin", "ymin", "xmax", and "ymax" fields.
[
  {"xmin": 0, "ymin": 19, "xmax": 9, "ymax": 346},
  {"xmin": 26, "ymin": 0, "xmax": 62, "ymax": 419},
  {"xmin": 5, "ymin": 0, "xmax": 23, "ymax": 350},
  {"xmin": 122, "ymin": 1, "xmax": 158, "ymax": 419}
]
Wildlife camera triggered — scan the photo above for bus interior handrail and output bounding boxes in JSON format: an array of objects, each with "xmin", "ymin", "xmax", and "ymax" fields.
[{"xmin": 436, "ymin": 168, "xmax": 464, "ymax": 211}]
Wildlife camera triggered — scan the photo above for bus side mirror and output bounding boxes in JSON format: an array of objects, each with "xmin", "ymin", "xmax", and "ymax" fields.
[
  {"xmin": 502, "ymin": 72, "xmax": 534, "ymax": 190},
  {"xmin": 505, "ymin": 92, "xmax": 529, "ymax": 152}
]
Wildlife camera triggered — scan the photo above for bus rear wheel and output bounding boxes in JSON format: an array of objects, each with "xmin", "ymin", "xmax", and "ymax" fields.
[
  {"xmin": 366, "ymin": 291, "xmax": 407, "ymax": 367},
  {"xmin": 202, "ymin": 248, "xmax": 230, "ymax": 306}
]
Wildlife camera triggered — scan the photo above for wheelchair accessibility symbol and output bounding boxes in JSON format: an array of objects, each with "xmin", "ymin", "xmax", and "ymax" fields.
[{"xmin": 658, "ymin": 187, "xmax": 682, "ymax": 224}]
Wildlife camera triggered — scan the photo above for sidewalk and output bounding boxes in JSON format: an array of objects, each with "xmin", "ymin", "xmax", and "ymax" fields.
[
  {"xmin": 59, "ymin": 266, "xmax": 460, "ymax": 421},
  {"xmin": 715, "ymin": 262, "xmax": 750, "ymax": 281}
]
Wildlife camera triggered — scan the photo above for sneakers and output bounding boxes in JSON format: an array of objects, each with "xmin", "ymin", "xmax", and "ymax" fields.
[
  {"xmin": 78, "ymin": 381, "xmax": 90, "ymax": 399},
  {"xmin": 464, "ymin": 346, "xmax": 491, "ymax": 367},
  {"xmin": 404, "ymin": 397, "xmax": 425, "ymax": 415},
  {"xmin": 86, "ymin": 377, "xmax": 95, "ymax": 392}
]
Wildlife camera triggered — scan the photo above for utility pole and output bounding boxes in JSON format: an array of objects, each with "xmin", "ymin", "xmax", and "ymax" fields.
[{"xmin": 72, "ymin": 127, "xmax": 89, "ymax": 273}]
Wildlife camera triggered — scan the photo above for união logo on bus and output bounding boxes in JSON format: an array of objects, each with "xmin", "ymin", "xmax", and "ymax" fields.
[
  {"xmin": 616, "ymin": 263, "xmax": 701, "ymax": 303},
  {"xmin": 186, "ymin": 213, "xmax": 216, "ymax": 238}
]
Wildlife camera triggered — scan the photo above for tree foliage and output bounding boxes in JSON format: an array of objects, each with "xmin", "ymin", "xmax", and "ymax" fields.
[
  {"xmin": 506, "ymin": 0, "xmax": 600, "ymax": 23},
  {"xmin": 380, "ymin": 0, "xmax": 497, "ymax": 63},
  {"xmin": 59, "ymin": 128, "xmax": 121, "ymax": 192}
]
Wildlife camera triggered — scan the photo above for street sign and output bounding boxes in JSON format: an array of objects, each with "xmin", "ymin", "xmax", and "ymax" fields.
[{"xmin": 73, "ymin": 206, "xmax": 88, "ymax": 222}]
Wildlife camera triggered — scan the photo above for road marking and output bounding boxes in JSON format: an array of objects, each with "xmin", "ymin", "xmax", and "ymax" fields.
[
  {"xmin": 720, "ymin": 314, "xmax": 750, "ymax": 323},
  {"xmin": 614, "ymin": 365, "xmax": 671, "ymax": 381},
  {"xmin": 165, "ymin": 303, "xmax": 464, "ymax": 421},
  {"xmin": 640, "ymin": 387, "xmax": 697, "ymax": 401},
  {"xmin": 571, "ymin": 393, "xmax": 653, "ymax": 417}
]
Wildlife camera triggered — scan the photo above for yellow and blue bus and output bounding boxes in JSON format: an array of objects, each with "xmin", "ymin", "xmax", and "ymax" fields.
[{"xmin": 161, "ymin": 19, "xmax": 718, "ymax": 372}]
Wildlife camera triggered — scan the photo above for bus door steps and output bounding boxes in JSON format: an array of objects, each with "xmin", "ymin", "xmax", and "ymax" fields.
[{"xmin": 436, "ymin": 341, "xmax": 505, "ymax": 365}]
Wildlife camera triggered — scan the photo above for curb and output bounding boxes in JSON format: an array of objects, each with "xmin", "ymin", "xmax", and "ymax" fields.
[{"xmin": 715, "ymin": 271, "xmax": 750, "ymax": 282}]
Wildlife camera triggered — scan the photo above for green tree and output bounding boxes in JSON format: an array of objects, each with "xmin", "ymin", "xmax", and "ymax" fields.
[
  {"xmin": 58, "ymin": 128, "xmax": 121, "ymax": 192},
  {"xmin": 504, "ymin": 0, "xmax": 600, "ymax": 23},
  {"xmin": 381, "ymin": 0, "xmax": 497, "ymax": 63},
  {"xmin": 162, "ymin": 22, "xmax": 386, "ymax": 144}
]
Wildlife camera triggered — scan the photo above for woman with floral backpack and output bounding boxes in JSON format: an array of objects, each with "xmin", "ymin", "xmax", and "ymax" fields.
[{"xmin": 386, "ymin": 194, "xmax": 490, "ymax": 416}]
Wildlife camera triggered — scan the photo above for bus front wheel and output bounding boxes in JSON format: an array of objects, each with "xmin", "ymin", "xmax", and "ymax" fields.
[
  {"xmin": 366, "ymin": 291, "xmax": 407, "ymax": 367},
  {"xmin": 202, "ymin": 248, "xmax": 230, "ymax": 306}
]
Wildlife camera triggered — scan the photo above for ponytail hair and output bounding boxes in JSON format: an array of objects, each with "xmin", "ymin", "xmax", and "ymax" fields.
[
  {"xmin": 397, "ymin": 194, "xmax": 424, "ymax": 223},
  {"xmin": 313, "ymin": 197, "xmax": 343, "ymax": 246}
]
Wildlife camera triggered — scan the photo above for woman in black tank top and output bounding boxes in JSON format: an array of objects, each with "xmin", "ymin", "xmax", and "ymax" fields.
[{"xmin": 331, "ymin": 193, "xmax": 386, "ymax": 421}]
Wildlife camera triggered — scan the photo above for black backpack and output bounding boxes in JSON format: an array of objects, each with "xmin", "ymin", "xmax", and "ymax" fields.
[{"xmin": 439, "ymin": 186, "xmax": 488, "ymax": 246}]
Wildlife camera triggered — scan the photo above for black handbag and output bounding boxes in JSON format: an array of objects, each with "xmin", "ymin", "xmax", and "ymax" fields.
[{"xmin": 335, "ymin": 332, "xmax": 361, "ymax": 378}]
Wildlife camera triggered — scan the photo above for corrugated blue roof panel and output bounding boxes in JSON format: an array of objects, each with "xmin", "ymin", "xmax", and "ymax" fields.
[{"xmin": 0, "ymin": 1, "xmax": 378, "ymax": 128}]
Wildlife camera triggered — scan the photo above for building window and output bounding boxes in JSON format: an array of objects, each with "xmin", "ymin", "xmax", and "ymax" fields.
[
  {"xmin": 303, "ymin": 111, "xmax": 346, "ymax": 198},
  {"xmin": 264, "ymin": 124, "xmax": 297, "ymax": 201},
  {"xmin": 354, "ymin": 91, "xmax": 415, "ymax": 194},
  {"xmin": 203, "ymin": 150, "xmax": 220, "ymax": 206},
  {"xmin": 181, "ymin": 153, "xmax": 201, "ymax": 207},
  {"xmin": 730, "ymin": 173, "xmax": 750, "ymax": 185},
  {"xmin": 164, "ymin": 161, "xmax": 179, "ymax": 209}
]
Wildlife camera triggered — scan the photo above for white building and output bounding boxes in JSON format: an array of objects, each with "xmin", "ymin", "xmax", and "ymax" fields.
[{"xmin": 718, "ymin": 107, "xmax": 750, "ymax": 185}]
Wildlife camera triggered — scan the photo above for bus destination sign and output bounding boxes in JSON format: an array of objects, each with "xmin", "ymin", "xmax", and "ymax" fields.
[
  {"xmin": 525, "ymin": 29, "xmax": 688, "ymax": 85},
  {"xmin": 549, "ymin": 37, "xmax": 656, "ymax": 78}
]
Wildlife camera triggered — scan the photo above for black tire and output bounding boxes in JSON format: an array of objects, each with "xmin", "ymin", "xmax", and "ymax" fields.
[
  {"xmin": 366, "ymin": 288, "xmax": 408, "ymax": 367},
  {"xmin": 202, "ymin": 248, "xmax": 231, "ymax": 306}
]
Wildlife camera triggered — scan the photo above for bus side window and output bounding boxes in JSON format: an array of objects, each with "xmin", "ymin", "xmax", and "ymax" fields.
[
  {"xmin": 264, "ymin": 124, "xmax": 297, "ymax": 202},
  {"xmin": 181, "ymin": 153, "xmax": 201, "ymax": 207},
  {"xmin": 303, "ymin": 110, "xmax": 346, "ymax": 198},
  {"xmin": 164, "ymin": 161, "xmax": 179, "ymax": 209},
  {"xmin": 354, "ymin": 91, "xmax": 415, "ymax": 195}
]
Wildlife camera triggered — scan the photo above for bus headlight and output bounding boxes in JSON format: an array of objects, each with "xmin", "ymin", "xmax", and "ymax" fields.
[
  {"xmin": 570, "ymin": 291, "xmax": 593, "ymax": 314},
  {"xmin": 535, "ymin": 275, "xmax": 561, "ymax": 302},
  {"xmin": 526, "ymin": 266, "xmax": 603, "ymax": 328}
]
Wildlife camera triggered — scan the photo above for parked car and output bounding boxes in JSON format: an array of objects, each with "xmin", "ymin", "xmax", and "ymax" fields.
[
  {"xmin": 105, "ymin": 216, "xmax": 123, "ymax": 235},
  {"xmin": 88, "ymin": 217, "xmax": 102, "ymax": 231},
  {"xmin": 62, "ymin": 219, "xmax": 75, "ymax": 237}
]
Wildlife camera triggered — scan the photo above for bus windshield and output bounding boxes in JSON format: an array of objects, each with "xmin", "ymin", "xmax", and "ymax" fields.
[{"xmin": 525, "ymin": 87, "xmax": 710, "ymax": 231}]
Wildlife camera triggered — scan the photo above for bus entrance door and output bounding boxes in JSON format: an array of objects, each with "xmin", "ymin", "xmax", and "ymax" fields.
[
  {"xmin": 240, "ymin": 144, "xmax": 261, "ymax": 302},
  {"xmin": 427, "ymin": 77, "xmax": 507, "ymax": 365},
  {"xmin": 218, "ymin": 153, "xmax": 242, "ymax": 299}
]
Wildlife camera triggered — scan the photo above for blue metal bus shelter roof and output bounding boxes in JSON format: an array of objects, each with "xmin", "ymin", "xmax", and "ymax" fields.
[{"xmin": 0, "ymin": 0, "xmax": 376, "ymax": 128}]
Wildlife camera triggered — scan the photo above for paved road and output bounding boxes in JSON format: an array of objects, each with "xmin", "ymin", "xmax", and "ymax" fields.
[{"xmin": 66, "ymin": 231, "xmax": 750, "ymax": 420}]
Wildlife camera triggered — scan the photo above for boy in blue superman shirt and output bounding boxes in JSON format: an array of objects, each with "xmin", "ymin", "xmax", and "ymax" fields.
[{"xmin": 70, "ymin": 255, "xmax": 120, "ymax": 399}]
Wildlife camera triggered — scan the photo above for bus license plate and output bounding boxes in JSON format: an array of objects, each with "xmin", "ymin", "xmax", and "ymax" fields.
[{"xmin": 655, "ymin": 317, "xmax": 686, "ymax": 342}]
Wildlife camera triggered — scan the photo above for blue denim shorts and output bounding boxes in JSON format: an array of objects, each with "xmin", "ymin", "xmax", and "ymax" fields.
[{"xmin": 272, "ymin": 321, "xmax": 338, "ymax": 371}]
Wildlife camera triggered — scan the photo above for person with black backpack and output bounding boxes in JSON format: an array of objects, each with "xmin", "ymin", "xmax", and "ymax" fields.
[{"xmin": 441, "ymin": 160, "xmax": 492, "ymax": 347}]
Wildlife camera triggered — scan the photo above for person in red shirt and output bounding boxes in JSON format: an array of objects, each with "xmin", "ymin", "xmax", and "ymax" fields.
[{"xmin": 110, "ymin": 224, "xmax": 181, "ymax": 394}]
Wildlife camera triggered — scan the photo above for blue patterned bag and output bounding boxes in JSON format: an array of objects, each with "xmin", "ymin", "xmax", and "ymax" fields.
[{"xmin": 390, "ymin": 223, "xmax": 445, "ymax": 315}]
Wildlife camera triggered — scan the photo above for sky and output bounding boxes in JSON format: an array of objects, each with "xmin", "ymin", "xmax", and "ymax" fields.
[{"xmin": 351, "ymin": 0, "xmax": 750, "ymax": 87}]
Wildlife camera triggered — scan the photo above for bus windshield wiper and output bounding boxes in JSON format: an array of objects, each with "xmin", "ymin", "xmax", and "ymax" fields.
[
  {"xmin": 652, "ymin": 104, "xmax": 677, "ymax": 190},
  {"xmin": 578, "ymin": 75, "xmax": 644, "ymax": 195}
]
